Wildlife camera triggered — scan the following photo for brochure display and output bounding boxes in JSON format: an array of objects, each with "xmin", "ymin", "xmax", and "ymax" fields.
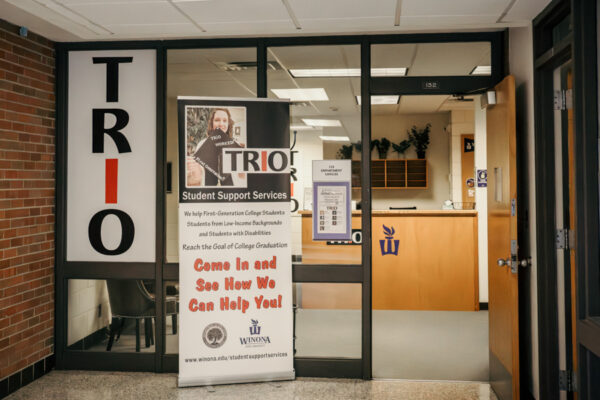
[{"xmin": 177, "ymin": 97, "xmax": 293, "ymax": 387}]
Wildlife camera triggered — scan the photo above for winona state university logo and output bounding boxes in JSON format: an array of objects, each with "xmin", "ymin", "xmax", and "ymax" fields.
[
  {"xmin": 240, "ymin": 319, "xmax": 271, "ymax": 347},
  {"xmin": 379, "ymin": 225, "xmax": 399, "ymax": 256}
]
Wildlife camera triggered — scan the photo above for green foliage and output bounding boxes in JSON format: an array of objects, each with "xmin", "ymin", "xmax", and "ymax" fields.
[
  {"xmin": 352, "ymin": 141, "xmax": 362, "ymax": 152},
  {"xmin": 372, "ymin": 137, "xmax": 391, "ymax": 159},
  {"xmin": 408, "ymin": 123, "xmax": 431, "ymax": 154},
  {"xmin": 370, "ymin": 139, "xmax": 378, "ymax": 152},
  {"xmin": 392, "ymin": 139, "xmax": 411, "ymax": 156},
  {"xmin": 337, "ymin": 144, "xmax": 354, "ymax": 159}
]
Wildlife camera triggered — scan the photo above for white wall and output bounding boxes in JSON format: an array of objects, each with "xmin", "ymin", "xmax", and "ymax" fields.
[
  {"xmin": 474, "ymin": 98, "xmax": 489, "ymax": 303},
  {"xmin": 449, "ymin": 109, "xmax": 475, "ymax": 203},
  {"xmin": 67, "ymin": 280, "xmax": 111, "ymax": 346},
  {"xmin": 370, "ymin": 112, "xmax": 451, "ymax": 210},
  {"xmin": 510, "ymin": 25, "xmax": 539, "ymax": 400},
  {"xmin": 291, "ymin": 130, "xmax": 323, "ymax": 256}
]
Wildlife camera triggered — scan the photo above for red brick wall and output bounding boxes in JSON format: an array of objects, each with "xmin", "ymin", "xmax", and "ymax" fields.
[{"xmin": 0, "ymin": 19, "xmax": 55, "ymax": 380}]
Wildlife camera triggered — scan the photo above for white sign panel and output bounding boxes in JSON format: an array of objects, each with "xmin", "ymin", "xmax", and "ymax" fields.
[
  {"xmin": 312, "ymin": 160, "xmax": 352, "ymax": 241},
  {"xmin": 178, "ymin": 98, "xmax": 293, "ymax": 387},
  {"xmin": 66, "ymin": 50, "xmax": 156, "ymax": 262}
]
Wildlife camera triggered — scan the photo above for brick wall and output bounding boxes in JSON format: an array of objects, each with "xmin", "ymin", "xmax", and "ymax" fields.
[{"xmin": 0, "ymin": 19, "xmax": 55, "ymax": 381}]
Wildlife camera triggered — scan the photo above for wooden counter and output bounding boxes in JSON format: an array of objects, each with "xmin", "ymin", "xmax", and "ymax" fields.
[{"xmin": 299, "ymin": 210, "xmax": 479, "ymax": 311}]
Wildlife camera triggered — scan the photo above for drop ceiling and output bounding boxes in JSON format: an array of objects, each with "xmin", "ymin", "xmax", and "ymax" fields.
[{"xmin": 1, "ymin": 0, "xmax": 551, "ymax": 42}]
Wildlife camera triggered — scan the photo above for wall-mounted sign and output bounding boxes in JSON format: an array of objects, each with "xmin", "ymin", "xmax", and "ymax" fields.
[
  {"xmin": 177, "ymin": 97, "xmax": 293, "ymax": 387},
  {"xmin": 422, "ymin": 81, "xmax": 440, "ymax": 90},
  {"xmin": 312, "ymin": 160, "xmax": 351, "ymax": 241},
  {"xmin": 464, "ymin": 138, "xmax": 475, "ymax": 152},
  {"xmin": 66, "ymin": 50, "xmax": 156, "ymax": 262},
  {"xmin": 477, "ymin": 169, "xmax": 488, "ymax": 187}
]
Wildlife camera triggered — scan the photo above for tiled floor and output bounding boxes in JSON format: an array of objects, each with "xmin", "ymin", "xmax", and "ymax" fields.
[{"xmin": 7, "ymin": 370, "xmax": 498, "ymax": 400}]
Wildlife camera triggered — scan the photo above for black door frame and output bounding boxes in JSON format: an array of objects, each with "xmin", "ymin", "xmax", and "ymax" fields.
[
  {"xmin": 55, "ymin": 31, "xmax": 505, "ymax": 378},
  {"xmin": 533, "ymin": 0, "xmax": 600, "ymax": 398}
]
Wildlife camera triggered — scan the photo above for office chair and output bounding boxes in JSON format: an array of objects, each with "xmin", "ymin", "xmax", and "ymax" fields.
[{"xmin": 105, "ymin": 280, "xmax": 178, "ymax": 352}]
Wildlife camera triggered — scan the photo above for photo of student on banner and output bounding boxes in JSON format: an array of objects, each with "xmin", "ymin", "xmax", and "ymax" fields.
[{"xmin": 185, "ymin": 106, "xmax": 246, "ymax": 187}]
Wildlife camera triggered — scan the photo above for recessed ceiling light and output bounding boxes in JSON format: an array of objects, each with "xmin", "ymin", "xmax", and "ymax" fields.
[
  {"xmin": 290, "ymin": 125, "xmax": 316, "ymax": 131},
  {"xmin": 319, "ymin": 136, "xmax": 350, "ymax": 142},
  {"xmin": 288, "ymin": 68, "xmax": 407, "ymax": 78},
  {"xmin": 302, "ymin": 119, "xmax": 342, "ymax": 127},
  {"xmin": 271, "ymin": 88, "xmax": 329, "ymax": 101},
  {"xmin": 470, "ymin": 66, "xmax": 492, "ymax": 75},
  {"xmin": 356, "ymin": 96, "xmax": 400, "ymax": 105}
]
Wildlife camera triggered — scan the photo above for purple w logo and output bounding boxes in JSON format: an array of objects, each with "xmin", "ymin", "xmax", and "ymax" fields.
[{"xmin": 379, "ymin": 225, "xmax": 399, "ymax": 256}]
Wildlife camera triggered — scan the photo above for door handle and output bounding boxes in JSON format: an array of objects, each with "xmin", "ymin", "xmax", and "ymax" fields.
[
  {"xmin": 498, "ymin": 257, "xmax": 531, "ymax": 272},
  {"xmin": 497, "ymin": 258, "xmax": 511, "ymax": 267}
]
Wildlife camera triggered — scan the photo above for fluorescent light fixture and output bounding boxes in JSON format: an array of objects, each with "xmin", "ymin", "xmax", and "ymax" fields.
[
  {"xmin": 371, "ymin": 68, "xmax": 408, "ymax": 77},
  {"xmin": 356, "ymin": 95, "xmax": 399, "ymax": 105},
  {"xmin": 302, "ymin": 119, "xmax": 342, "ymax": 127},
  {"xmin": 470, "ymin": 66, "xmax": 492, "ymax": 75},
  {"xmin": 288, "ymin": 68, "xmax": 407, "ymax": 78},
  {"xmin": 319, "ymin": 136, "xmax": 350, "ymax": 142},
  {"xmin": 290, "ymin": 125, "xmax": 316, "ymax": 131},
  {"xmin": 290, "ymin": 68, "xmax": 361, "ymax": 77},
  {"xmin": 271, "ymin": 88, "xmax": 328, "ymax": 101}
]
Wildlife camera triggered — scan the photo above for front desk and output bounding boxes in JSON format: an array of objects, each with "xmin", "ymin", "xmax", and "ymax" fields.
[{"xmin": 299, "ymin": 210, "xmax": 479, "ymax": 311}]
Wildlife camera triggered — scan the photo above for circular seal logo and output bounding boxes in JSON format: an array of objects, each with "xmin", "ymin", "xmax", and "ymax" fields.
[{"xmin": 203, "ymin": 323, "xmax": 227, "ymax": 348}]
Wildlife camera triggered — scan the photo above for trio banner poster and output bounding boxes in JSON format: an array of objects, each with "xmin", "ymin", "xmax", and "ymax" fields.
[{"xmin": 177, "ymin": 97, "xmax": 294, "ymax": 387}]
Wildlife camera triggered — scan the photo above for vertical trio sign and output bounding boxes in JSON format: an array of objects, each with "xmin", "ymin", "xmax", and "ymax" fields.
[{"xmin": 67, "ymin": 51, "xmax": 156, "ymax": 262}]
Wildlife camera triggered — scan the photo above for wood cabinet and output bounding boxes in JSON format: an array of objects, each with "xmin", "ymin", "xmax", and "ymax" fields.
[{"xmin": 351, "ymin": 159, "xmax": 427, "ymax": 189}]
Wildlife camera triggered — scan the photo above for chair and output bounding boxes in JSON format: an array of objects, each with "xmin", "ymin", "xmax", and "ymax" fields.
[{"xmin": 105, "ymin": 280, "xmax": 178, "ymax": 352}]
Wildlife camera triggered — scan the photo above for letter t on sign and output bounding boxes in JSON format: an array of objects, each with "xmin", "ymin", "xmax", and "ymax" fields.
[{"xmin": 92, "ymin": 57, "xmax": 133, "ymax": 102}]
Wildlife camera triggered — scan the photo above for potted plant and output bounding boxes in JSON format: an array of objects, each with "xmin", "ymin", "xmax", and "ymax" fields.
[
  {"xmin": 336, "ymin": 144, "xmax": 353, "ymax": 159},
  {"xmin": 408, "ymin": 123, "xmax": 431, "ymax": 159},
  {"xmin": 371, "ymin": 137, "xmax": 391, "ymax": 159},
  {"xmin": 391, "ymin": 139, "xmax": 411, "ymax": 158}
]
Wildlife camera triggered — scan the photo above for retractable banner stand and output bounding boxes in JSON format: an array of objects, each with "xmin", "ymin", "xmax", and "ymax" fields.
[{"xmin": 177, "ymin": 97, "xmax": 294, "ymax": 387}]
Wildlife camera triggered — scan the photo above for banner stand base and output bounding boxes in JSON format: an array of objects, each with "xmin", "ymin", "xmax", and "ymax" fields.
[{"xmin": 178, "ymin": 370, "xmax": 296, "ymax": 388}]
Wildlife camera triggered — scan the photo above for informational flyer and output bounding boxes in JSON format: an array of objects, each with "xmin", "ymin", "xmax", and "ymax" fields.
[
  {"xmin": 312, "ymin": 160, "xmax": 352, "ymax": 241},
  {"xmin": 177, "ymin": 97, "xmax": 293, "ymax": 387}
]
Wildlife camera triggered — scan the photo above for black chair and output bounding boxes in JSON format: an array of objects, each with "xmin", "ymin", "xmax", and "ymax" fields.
[{"xmin": 105, "ymin": 280, "xmax": 178, "ymax": 352}]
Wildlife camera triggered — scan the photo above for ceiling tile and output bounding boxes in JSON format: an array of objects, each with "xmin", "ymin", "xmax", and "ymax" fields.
[
  {"xmin": 177, "ymin": 0, "xmax": 290, "ymax": 23},
  {"xmin": 398, "ymin": 95, "xmax": 449, "ymax": 114},
  {"xmin": 401, "ymin": 0, "xmax": 508, "ymax": 17},
  {"xmin": 57, "ymin": 0, "xmax": 165, "ymax": 3},
  {"xmin": 289, "ymin": 0, "xmax": 396, "ymax": 19},
  {"xmin": 198, "ymin": 21, "xmax": 297, "ymax": 35},
  {"xmin": 104, "ymin": 23, "xmax": 200, "ymax": 35},
  {"xmin": 399, "ymin": 15, "xmax": 499, "ymax": 29},
  {"xmin": 298, "ymin": 17, "xmax": 395, "ymax": 32},
  {"xmin": 66, "ymin": 1, "xmax": 187, "ymax": 25},
  {"xmin": 502, "ymin": 0, "xmax": 552, "ymax": 23}
]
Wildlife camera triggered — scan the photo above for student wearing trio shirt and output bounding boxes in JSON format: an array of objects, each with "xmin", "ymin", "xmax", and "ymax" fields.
[{"xmin": 186, "ymin": 108, "xmax": 243, "ymax": 187}]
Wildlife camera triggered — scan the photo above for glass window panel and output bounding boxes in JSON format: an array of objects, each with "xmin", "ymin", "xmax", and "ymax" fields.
[
  {"xmin": 267, "ymin": 44, "xmax": 362, "ymax": 265},
  {"xmin": 67, "ymin": 279, "xmax": 163, "ymax": 353},
  {"xmin": 166, "ymin": 48, "xmax": 257, "ymax": 263},
  {"xmin": 164, "ymin": 280, "xmax": 179, "ymax": 354},
  {"xmin": 371, "ymin": 42, "xmax": 492, "ymax": 77},
  {"xmin": 294, "ymin": 283, "xmax": 361, "ymax": 358}
]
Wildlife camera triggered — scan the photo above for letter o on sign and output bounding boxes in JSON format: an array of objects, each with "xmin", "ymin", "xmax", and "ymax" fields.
[{"xmin": 88, "ymin": 209, "xmax": 135, "ymax": 255}]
